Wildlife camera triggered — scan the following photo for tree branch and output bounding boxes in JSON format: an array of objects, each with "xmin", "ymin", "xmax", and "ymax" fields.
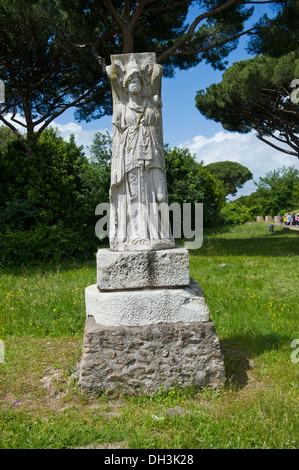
[
  {"xmin": 144, "ymin": 0, "xmax": 193, "ymax": 14},
  {"xmin": 238, "ymin": 0, "xmax": 286, "ymax": 4},
  {"xmin": 103, "ymin": 0, "xmax": 125, "ymax": 33},
  {"xmin": 157, "ymin": 0, "xmax": 239, "ymax": 63},
  {"xmin": 124, "ymin": 0, "xmax": 130, "ymax": 22},
  {"xmin": 0, "ymin": 113, "xmax": 31, "ymax": 154},
  {"xmin": 168, "ymin": 26, "xmax": 257, "ymax": 57},
  {"xmin": 256, "ymin": 128, "xmax": 299, "ymax": 157},
  {"xmin": 34, "ymin": 87, "xmax": 97, "ymax": 140}
]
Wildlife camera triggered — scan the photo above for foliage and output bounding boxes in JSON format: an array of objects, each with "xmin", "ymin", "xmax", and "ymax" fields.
[
  {"xmin": 254, "ymin": 165, "xmax": 299, "ymax": 216},
  {"xmin": 77, "ymin": 131, "xmax": 112, "ymax": 233},
  {"xmin": 221, "ymin": 165, "xmax": 299, "ymax": 223},
  {"xmin": 0, "ymin": 127, "xmax": 103, "ymax": 264},
  {"xmin": 205, "ymin": 160, "xmax": 253, "ymax": 196},
  {"xmin": 0, "ymin": 0, "xmax": 113, "ymax": 153},
  {"xmin": 195, "ymin": 51, "xmax": 299, "ymax": 157},
  {"xmin": 0, "ymin": 128, "xmax": 226, "ymax": 264},
  {"xmin": 0, "ymin": 224, "xmax": 96, "ymax": 267},
  {"xmin": 95, "ymin": 0, "xmax": 255, "ymax": 72},
  {"xmin": 247, "ymin": 0, "xmax": 299, "ymax": 58},
  {"xmin": 0, "ymin": 128, "xmax": 87, "ymax": 229},
  {"xmin": 87, "ymin": 131, "xmax": 112, "ymax": 204},
  {"xmin": 220, "ymin": 201, "xmax": 256, "ymax": 225},
  {"xmin": 86, "ymin": 136, "xmax": 227, "ymax": 228},
  {"xmin": 164, "ymin": 145, "xmax": 226, "ymax": 227},
  {"xmin": 0, "ymin": 126, "xmax": 15, "ymax": 151},
  {"xmin": 227, "ymin": 192, "xmax": 268, "ymax": 218}
]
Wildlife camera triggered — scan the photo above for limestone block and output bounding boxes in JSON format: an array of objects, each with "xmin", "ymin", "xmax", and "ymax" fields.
[
  {"xmin": 97, "ymin": 247, "xmax": 190, "ymax": 290},
  {"xmin": 86, "ymin": 278, "xmax": 210, "ymax": 327},
  {"xmin": 77, "ymin": 317, "xmax": 226, "ymax": 395}
]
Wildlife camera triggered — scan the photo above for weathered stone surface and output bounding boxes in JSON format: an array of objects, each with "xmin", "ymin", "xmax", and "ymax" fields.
[
  {"xmin": 97, "ymin": 247, "xmax": 190, "ymax": 290},
  {"xmin": 77, "ymin": 317, "xmax": 226, "ymax": 395},
  {"xmin": 106, "ymin": 53, "xmax": 175, "ymax": 251},
  {"xmin": 86, "ymin": 278, "xmax": 209, "ymax": 326}
]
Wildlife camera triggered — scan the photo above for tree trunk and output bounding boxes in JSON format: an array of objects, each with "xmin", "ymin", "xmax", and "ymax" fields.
[{"xmin": 122, "ymin": 28, "xmax": 134, "ymax": 54}]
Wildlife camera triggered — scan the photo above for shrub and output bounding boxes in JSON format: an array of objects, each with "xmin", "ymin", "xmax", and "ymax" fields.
[
  {"xmin": 164, "ymin": 146, "xmax": 226, "ymax": 227},
  {"xmin": 220, "ymin": 201, "xmax": 256, "ymax": 225},
  {"xmin": 0, "ymin": 224, "xmax": 100, "ymax": 266}
]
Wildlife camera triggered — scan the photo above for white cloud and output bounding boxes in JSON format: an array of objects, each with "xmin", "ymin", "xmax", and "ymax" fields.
[
  {"xmin": 52, "ymin": 121, "xmax": 112, "ymax": 157},
  {"xmin": 180, "ymin": 131, "xmax": 299, "ymax": 198}
]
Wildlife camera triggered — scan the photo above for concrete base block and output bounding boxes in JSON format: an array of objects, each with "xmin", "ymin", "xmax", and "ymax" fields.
[
  {"xmin": 85, "ymin": 278, "xmax": 210, "ymax": 327},
  {"xmin": 77, "ymin": 317, "xmax": 226, "ymax": 395},
  {"xmin": 97, "ymin": 247, "xmax": 190, "ymax": 290}
]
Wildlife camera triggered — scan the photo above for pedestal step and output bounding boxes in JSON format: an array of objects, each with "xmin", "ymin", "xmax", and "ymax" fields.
[
  {"xmin": 85, "ymin": 278, "xmax": 209, "ymax": 327},
  {"xmin": 97, "ymin": 247, "xmax": 190, "ymax": 290}
]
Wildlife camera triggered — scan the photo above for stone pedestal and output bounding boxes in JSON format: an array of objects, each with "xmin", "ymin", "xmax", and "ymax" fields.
[
  {"xmin": 78, "ymin": 247, "xmax": 226, "ymax": 395},
  {"xmin": 85, "ymin": 278, "xmax": 209, "ymax": 326},
  {"xmin": 78, "ymin": 317, "xmax": 225, "ymax": 395},
  {"xmin": 97, "ymin": 247, "xmax": 190, "ymax": 290}
]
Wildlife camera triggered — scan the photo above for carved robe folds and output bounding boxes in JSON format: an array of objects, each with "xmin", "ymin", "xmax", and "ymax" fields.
[{"xmin": 106, "ymin": 53, "xmax": 174, "ymax": 251}]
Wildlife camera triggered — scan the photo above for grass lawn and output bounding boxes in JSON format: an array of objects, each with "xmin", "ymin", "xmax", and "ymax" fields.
[{"xmin": 0, "ymin": 222, "xmax": 298, "ymax": 449}]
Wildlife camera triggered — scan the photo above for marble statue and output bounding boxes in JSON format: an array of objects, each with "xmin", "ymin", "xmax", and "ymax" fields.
[
  {"xmin": 79, "ymin": 53, "xmax": 226, "ymax": 396},
  {"xmin": 106, "ymin": 53, "xmax": 175, "ymax": 251}
]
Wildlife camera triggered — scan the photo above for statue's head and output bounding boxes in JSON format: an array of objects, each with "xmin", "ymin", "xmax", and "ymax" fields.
[{"xmin": 123, "ymin": 60, "xmax": 143, "ymax": 90}]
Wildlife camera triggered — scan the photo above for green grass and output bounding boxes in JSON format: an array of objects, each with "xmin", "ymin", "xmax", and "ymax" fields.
[
  {"xmin": 0, "ymin": 262, "xmax": 95, "ymax": 337},
  {"xmin": 0, "ymin": 222, "xmax": 298, "ymax": 449}
]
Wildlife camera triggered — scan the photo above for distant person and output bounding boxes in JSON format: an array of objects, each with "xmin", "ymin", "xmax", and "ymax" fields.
[
  {"xmin": 283, "ymin": 215, "xmax": 287, "ymax": 225},
  {"xmin": 292, "ymin": 214, "xmax": 296, "ymax": 226},
  {"xmin": 287, "ymin": 214, "xmax": 293, "ymax": 225},
  {"xmin": 296, "ymin": 215, "xmax": 299, "ymax": 226}
]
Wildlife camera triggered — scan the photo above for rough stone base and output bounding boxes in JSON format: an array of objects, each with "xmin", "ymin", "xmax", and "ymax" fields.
[{"xmin": 78, "ymin": 317, "xmax": 226, "ymax": 395}]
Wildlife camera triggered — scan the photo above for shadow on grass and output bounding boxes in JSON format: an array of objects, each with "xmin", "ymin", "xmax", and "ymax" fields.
[
  {"xmin": 0, "ymin": 257, "xmax": 97, "ymax": 278},
  {"xmin": 193, "ymin": 233, "xmax": 299, "ymax": 257},
  {"xmin": 220, "ymin": 332, "xmax": 290, "ymax": 389}
]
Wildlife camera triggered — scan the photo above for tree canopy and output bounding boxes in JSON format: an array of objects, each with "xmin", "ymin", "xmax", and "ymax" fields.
[
  {"xmin": 204, "ymin": 160, "xmax": 253, "ymax": 196},
  {"xmin": 195, "ymin": 0, "xmax": 299, "ymax": 158},
  {"xmin": 247, "ymin": 0, "xmax": 299, "ymax": 57},
  {"xmin": 0, "ymin": 0, "xmax": 287, "ymax": 153},
  {"xmin": 0, "ymin": 0, "xmax": 113, "ymax": 155},
  {"xmin": 196, "ymin": 51, "xmax": 299, "ymax": 157}
]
